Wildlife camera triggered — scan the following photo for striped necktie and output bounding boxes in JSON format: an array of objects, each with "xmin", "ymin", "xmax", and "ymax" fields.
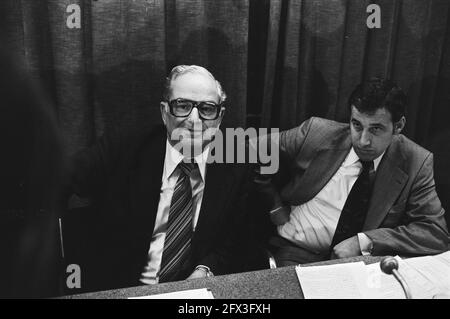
[{"xmin": 159, "ymin": 161, "xmax": 196, "ymax": 282}]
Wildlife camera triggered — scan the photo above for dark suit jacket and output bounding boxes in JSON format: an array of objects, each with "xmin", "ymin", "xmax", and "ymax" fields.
[
  {"xmin": 68, "ymin": 125, "xmax": 254, "ymax": 290},
  {"xmin": 276, "ymin": 117, "xmax": 449, "ymax": 256}
]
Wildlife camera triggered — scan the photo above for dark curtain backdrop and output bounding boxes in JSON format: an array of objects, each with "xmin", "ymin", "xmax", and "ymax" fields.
[
  {"xmin": 1, "ymin": 0, "xmax": 449, "ymax": 149},
  {"xmin": 1, "ymin": 1, "xmax": 449, "ymax": 208}
]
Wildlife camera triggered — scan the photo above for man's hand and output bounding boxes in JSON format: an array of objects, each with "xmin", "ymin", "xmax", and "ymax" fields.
[
  {"xmin": 186, "ymin": 268, "xmax": 208, "ymax": 280},
  {"xmin": 186, "ymin": 266, "xmax": 213, "ymax": 280},
  {"xmin": 330, "ymin": 235, "xmax": 362, "ymax": 259}
]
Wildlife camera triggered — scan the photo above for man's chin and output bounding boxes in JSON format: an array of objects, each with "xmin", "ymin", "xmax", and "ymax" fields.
[
  {"xmin": 174, "ymin": 139, "xmax": 209, "ymax": 157},
  {"xmin": 356, "ymin": 149, "xmax": 378, "ymax": 161}
]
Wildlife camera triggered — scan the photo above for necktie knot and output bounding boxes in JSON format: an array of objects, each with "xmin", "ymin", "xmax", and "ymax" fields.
[
  {"xmin": 361, "ymin": 160, "xmax": 374, "ymax": 172},
  {"xmin": 178, "ymin": 161, "xmax": 196, "ymax": 175}
]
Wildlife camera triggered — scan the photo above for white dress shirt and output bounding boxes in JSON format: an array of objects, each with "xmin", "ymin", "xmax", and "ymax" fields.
[
  {"xmin": 140, "ymin": 141, "xmax": 209, "ymax": 284},
  {"xmin": 278, "ymin": 148, "xmax": 384, "ymax": 254}
]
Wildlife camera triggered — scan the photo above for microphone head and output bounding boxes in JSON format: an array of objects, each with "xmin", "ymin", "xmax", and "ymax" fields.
[{"xmin": 380, "ymin": 257, "xmax": 399, "ymax": 274}]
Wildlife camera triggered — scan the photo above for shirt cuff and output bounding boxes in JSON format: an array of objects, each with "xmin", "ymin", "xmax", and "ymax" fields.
[{"xmin": 357, "ymin": 232, "xmax": 373, "ymax": 256}]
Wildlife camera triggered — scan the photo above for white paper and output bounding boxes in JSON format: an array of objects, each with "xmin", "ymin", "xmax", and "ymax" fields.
[
  {"xmin": 362, "ymin": 253, "xmax": 450, "ymax": 299},
  {"xmin": 296, "ymin": 262, "xmax": 368, "ymax": 299},
  {"xmin": 297, "ymin": 251, "xmax": 450, "ymax": 299},
  {"xmin": 129, "ymin": 288, "xmax": 214, "ymax": 299},
  {"xmin": 399, "ymin": 251, "xmax": 450, "ymax": 298},
  {"xmin": 362, "ymin": 259, "xmax": 405, "ymax": 299}
]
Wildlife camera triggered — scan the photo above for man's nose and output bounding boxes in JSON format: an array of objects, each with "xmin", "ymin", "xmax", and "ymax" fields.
[
  {"xmin": 188, "ymin": 107, "xmax": 202, "ymax": 122},
  {"xmin": 360, "ymin": 130, "xmax": 372, "ymax": 146}
]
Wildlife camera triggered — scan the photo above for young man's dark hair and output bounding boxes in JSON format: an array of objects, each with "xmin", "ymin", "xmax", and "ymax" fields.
[{"xmin": 349, "ymin": 77, "xmax": 407, "ymax": 123}]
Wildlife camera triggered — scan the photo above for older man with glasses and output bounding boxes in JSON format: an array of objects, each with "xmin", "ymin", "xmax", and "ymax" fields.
[{"xmin": 68, "ymin": 65, "xmax": 256, "ymax": 291}]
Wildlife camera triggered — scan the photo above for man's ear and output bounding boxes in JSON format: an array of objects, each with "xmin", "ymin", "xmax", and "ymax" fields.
[
  {"xmin": 219, "ymin": 107, "xmax": 226, "ymax": 120},
  {"xmin": 394, "ymin": 116, "xmax": 406, "ymax": 134},
  {"xmin": 216, "ymin": 107, "xmax": 226, "ymax": 126},
  {"xmin": 160, "ymin": 102, "xmax": 167, "ymax": 125}
]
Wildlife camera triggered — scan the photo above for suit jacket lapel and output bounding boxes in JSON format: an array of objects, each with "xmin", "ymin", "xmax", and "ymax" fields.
[
  {"xmin": 363, "ymin": 138, "xmax": 408, "ymax": 230},
  {"xmin": 129, "ymin": 128, "xmax": 166, "ymax": 240},
  {"xmin": 191, "ymin": 162, "xmax": 235, "ymax": 249}
]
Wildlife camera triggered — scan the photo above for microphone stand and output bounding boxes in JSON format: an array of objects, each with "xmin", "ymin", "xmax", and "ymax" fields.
[
  {"xmin": 380, "ymin": 256, "xmax": 412, "ymax": 299},
  {"xmin": 391, "ymin": 268, "xmax": 412, "ymax": 299}
]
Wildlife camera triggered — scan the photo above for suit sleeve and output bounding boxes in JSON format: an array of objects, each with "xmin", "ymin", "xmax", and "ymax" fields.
[
  {"xmin": 253, "ymin": 117, "xmax": 315, "ymax": 215},
  {"xmin": 279, "ymin": 117, "xmax": 314, "ymax": 160},
  {"xmin": 365, "ymin": 153, "xmax": 449, "ymax": 256},
  {"xmin": 197, "ymin": 165, "xmax": 255, "ymax": 275}
]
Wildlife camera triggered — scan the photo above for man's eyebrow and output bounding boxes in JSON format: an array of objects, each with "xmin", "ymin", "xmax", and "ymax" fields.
[{"xmin": 368, "ymin": 122, "xmax": 386, "ymax": 128}]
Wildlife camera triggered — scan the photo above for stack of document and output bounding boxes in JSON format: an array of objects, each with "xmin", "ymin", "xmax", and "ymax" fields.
[{"xmin": 296, "ymin": 251, "xmax": 450, "ymax": 299}]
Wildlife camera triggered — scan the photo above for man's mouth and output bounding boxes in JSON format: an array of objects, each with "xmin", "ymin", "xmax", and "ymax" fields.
[{"xmin": 357, "ymin": 148, "xmax": 375, "ymax": 155}]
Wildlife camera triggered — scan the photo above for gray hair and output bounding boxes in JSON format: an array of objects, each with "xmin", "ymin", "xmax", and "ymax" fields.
[{"xmin": 162, "ymin": 65, "xmax": 227, "ymax": 104}]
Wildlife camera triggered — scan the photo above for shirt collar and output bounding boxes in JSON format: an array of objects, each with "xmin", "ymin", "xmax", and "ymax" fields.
[
  {"xmin": 164, "ymin": 140, "xmax": 209, "ymax": 181},
  {"xmin": 372, "ymin": 151, "xmax": 384, "ymax": 171},
  {"xmin": 344, "ymin": 147, "xmax": 385, "ymax": 171}
]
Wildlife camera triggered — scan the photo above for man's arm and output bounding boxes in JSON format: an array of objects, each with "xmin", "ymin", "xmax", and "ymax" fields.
[
  {"xmin": 193, "ymin": 164, "xmax": 255, "ymax": 276},
  {"xmin": 254, "ymin": 118, "xmax": 315, "ymax": 223},
  {"xmin": 279, "ymin": 117, "xmax": 314, "ymax": 160},
  {"xmin": 364, "ymin": 153, "xmax": 449, "ymax": 256}
]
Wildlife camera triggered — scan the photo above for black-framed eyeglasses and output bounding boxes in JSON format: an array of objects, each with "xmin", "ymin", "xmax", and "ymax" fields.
[{"xmin": 167, "ymin": 98, "xmax": 223, "ymax": 120}]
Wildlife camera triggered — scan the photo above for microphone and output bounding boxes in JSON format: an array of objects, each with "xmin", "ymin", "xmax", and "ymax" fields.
[{"xmin": 380, "ymin": 257, "xmax": 412, "ymax": 299}]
